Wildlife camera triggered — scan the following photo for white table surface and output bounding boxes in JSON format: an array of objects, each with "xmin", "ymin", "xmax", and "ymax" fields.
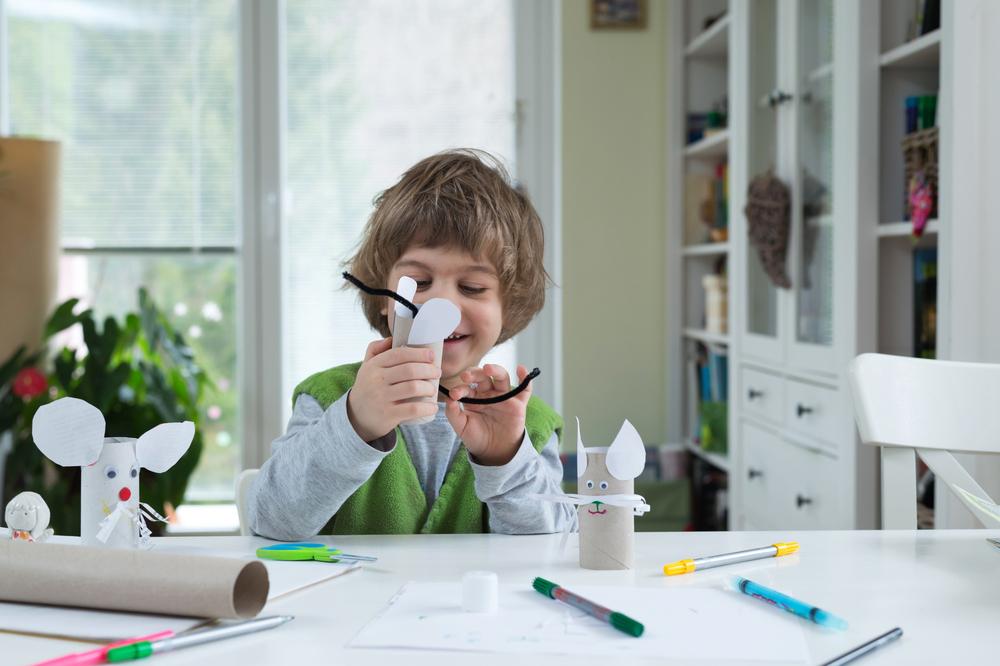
[{"xmin": 5, "ymin": 529, "xmax": 999, "ymax": 665}]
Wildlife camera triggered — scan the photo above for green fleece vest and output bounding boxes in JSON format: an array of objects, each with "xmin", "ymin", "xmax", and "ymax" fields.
[{"xmin": 293, "ymin": 362, "xmax": 562, "ymax": 535}]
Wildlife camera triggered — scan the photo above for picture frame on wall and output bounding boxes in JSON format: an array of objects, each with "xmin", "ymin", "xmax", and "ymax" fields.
[{"xmin": 591, "ymin": 0, "xmax": 647, "ymax": 30}]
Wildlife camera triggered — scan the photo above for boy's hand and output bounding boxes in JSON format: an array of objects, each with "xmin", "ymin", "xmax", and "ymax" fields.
[
  {"xmin": 347, "ymin": 338, "xmax": 441, "ymax": 442},
  {"xmin": 445, "ymin": 364, "xmax": 531, "ymax": 466}
]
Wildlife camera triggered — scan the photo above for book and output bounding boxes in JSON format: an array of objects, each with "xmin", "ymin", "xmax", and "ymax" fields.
[{"xmin": 913, "ymin": 247, "xmax": 937, "ymax": 359}]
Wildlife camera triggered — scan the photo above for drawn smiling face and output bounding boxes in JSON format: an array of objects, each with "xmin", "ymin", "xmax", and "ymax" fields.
[{"xmin": 578, "ymin": 451, "xmax": 633, "ymax": 517}]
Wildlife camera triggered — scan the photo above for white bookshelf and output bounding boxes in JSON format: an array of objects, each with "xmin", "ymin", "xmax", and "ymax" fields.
[
  {"xmin": 682, "ymin": 241, "xmax": 730, "ymax": 257},
  {"xmin": 683, "ymin": 438, "xmax": 730, "ymax": 473},
  {"xmin": 879, "ymin": 28, "xmax": 941, "ymax": 68},
  {"xmin": 684, "ymin": 13, "xmax": 729, "ymax": 58},
  {"xmin": 683, "ymin": 130, "xmax": 729, "ymax": 159}
]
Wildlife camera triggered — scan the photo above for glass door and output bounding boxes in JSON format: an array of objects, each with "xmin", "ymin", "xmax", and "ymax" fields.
[{"xmin": 789, "ymin": 0, "xmax": 837, "ymax": 373}]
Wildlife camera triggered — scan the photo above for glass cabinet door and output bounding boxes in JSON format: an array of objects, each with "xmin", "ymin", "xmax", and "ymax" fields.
[
  {"xmin": 742, "ymin": 0, "xmax": 783, "ymax": 360},
  {"xmin": 792, "ymin": 0, "xmax": 835, "ymax": 356}
]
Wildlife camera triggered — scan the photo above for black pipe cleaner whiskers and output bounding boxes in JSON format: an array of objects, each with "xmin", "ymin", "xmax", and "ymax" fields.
[{"xmin": 341, "ymin": 272, "xmax": 541, "ymax": 405}]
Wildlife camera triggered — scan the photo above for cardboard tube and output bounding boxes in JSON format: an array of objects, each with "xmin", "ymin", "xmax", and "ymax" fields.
[
  {"xmin": 0, "ymin": 138, "xmax": 60, "ymax": 361},
  {"xmin": 391, "ymin": 315, "xmax": 441, "ymax": 426},
  {"xmin": 578, "ymin": 452, "xmax": 635, "ymax": 570},
  {"xmin": 0, "ymin": 539, "xmax": 269, "ymax": 619}
]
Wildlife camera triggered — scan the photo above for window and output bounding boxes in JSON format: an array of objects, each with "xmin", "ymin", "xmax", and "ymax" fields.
[
  {"xmin": 6, "ymin": 0, "xmax": 242, "ymax": 501},
  {"xmin": 282, "ymin": 0, "xmax": 518, "ymax": 409}
]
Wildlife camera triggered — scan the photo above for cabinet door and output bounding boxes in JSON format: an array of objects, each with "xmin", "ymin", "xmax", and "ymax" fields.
[
  {"xmin": 775, "ymin": 440, "xmax": 844, "ymax": 529},
  {"xmin": 788, "ymin": 0, "xmax": 838, "ymax": 373},
  {"xmin": 740, "ymin": 422, "xmax": 785, "ymax": 529},
  {"xmin": 737, "ymin": 0, "xmax": 785, "ymax": 363}
]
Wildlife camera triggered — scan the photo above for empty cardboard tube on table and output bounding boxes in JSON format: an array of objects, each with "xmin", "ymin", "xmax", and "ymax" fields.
[{"xmin": 0, "ymin": 539, "xmax": 269, "ymax": 619}]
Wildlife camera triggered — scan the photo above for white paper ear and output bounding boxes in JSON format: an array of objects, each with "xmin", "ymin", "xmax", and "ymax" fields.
[
  {"xmin": 406, "ymin": 298, "xmax": 461, "ymax": 345},
  {"xmin": 576, "ymin": 417, "xmax": 587, "ymax": 478},
  {"xmin": 136, "ymin": 422, "xmax": 195, "ymax": 473},
  {"xmin": 394, "ymin": 276, "xmax": 418, "ymax": 318},
  {"xmin": 32, "ymin": 397, "xmax": 106, "ymax": 467},
  {"xmin": 605, "ymin": 419, "xmax": 646, "ymax": 481}
]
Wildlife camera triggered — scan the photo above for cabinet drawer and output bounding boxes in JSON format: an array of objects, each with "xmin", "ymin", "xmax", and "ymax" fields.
[
  {"xmin": 784, "ymin": 378, "xmax": 841, "ymax": 449},
  {"xmin": 741, "ymin": 367, "xmax": 783, "ymax": 426},
  {"xmin": 740, "ymin": 422, "xmax": 782, "ymax": 529},
  {"xmin": 775, "ymin": 442, "xmax": 843, "ymax": 529}
]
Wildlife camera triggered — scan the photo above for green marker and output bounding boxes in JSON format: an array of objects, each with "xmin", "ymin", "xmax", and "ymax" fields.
[
  {"xmin": 532, "ymin": 577, "xmax": 644, "ymax": 638},
  {"xmin": 106, "ymin": 616, "xmax": 293, "ymax": 662}
]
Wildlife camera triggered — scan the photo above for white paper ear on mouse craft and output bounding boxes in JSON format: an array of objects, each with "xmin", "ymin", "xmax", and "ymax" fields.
[
  {"xmin": 406, "ymin": 298, "xmax": 461, "ymax": 345},
  {"xmin": 605, "ymin": 419, "xmax": 646, "ymax": 481},
  {"xmin": 395, "ymin": 276, "xmax": 418, "ymax": 318},
  {"xmin": 32, "ymin": 397, "xmax": 106, "ymax": 467},
  {"xmin": 136, "ymin": 422, "xmax": 195, "ymax": 473},
  {"xmin": 576, "ymin": 417, "xmax": 588, "ymax": 478}
]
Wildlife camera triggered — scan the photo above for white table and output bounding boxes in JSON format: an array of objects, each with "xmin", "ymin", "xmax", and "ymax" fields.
[{"xmin": 5, "ymin": 530, "xmax": 999, "ymax": 665}]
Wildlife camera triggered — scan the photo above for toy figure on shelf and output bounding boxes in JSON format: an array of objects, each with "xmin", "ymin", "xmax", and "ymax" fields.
[{"xmin": 4, "ymin": 491, "xmax": 54, "ymax": 542}]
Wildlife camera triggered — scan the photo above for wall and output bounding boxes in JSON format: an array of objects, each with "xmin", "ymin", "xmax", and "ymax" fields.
[{"xmin": 561, "ymin": 1, "xmax": 667, "ymax": 447}]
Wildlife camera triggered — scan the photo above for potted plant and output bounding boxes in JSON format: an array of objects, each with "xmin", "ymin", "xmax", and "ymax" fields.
[{"xmin": 0, "ymin": 288, "xmax": 207, "ymax": 536}]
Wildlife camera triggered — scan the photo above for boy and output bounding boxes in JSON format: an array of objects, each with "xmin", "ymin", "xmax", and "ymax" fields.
[{"xmin": 247, "ymin": 149, "xmax": 575, "ymax": 538}]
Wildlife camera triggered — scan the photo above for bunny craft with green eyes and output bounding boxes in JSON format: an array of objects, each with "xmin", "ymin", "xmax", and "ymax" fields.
[
  {"xmin": 31, "ymin": 397, "xmax": 194, "ymax": 549},
  {"xmin": 535, "ymin": 419, "xmax": 650, "ymax": 570}
]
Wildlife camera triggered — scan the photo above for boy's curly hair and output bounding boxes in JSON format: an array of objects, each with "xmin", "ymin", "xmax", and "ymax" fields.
[{"xmin": 346, "ymin": 149, "xmax": 550, "ymax": 344}]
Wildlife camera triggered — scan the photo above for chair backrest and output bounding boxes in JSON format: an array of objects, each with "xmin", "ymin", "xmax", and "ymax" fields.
[
  {"xmin": 235, "ymin": 468, "xmax": 259, "ymax": 536},
  {"xmin": 848, "ymin": 353, "xmax": 1000, "ymax": 529}
]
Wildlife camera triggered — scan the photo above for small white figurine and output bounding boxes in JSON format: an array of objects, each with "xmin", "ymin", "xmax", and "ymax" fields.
[
  {"xmin": 5, "ymin": 491, "xmax": 54, "ymax": 542},
  {"xmin": 31, "ymin": 397, "xmax": 194, "ymax": 549}
]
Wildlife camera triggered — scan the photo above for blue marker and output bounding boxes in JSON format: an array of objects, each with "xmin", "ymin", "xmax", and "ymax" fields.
[{"xmin": 731, "ymin": 576, "xmax": 848, "ymax": 630}]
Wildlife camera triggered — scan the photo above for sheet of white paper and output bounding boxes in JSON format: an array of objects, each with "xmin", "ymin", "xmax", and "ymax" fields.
[
  {"xmin": 0, "ymin": 531, "xmax": 359, "ymax": 641},
  {"xmin": 350, "ymin": 583, "xmax": 810, "ymax": 663},
  {"xmin": 407, "ymin": 297, "xmax": 461, "ymax": 345}
]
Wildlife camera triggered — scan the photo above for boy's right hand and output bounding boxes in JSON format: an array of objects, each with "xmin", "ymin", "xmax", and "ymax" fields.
[{"xmin": 346, "ymin": 338, "xmax": 441, "ymax": 442}]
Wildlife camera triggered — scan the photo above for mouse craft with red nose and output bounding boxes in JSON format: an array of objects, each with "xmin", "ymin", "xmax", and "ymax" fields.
[
  {"xmin": 537, "ymin": 418, "xmax": 650, "ymax": 570},
  {"xmin": 31, "ymin": 397, "xmax": 194, "ymax": 549}
]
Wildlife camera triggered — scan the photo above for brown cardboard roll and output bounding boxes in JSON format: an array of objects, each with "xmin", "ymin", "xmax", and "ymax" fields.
[
  {"xmin": 578, "ymin": 452, "xmax": 635, "ymax": 570},
  {"xmin": 0, "ymin": 539, "xmax": 268, "ymax": 619},
  {"xmin": 0, "ymin": 137, "xmax": 60, "ymax": 361}
]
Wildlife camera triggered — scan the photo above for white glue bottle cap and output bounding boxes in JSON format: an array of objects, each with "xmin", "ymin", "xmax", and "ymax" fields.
[{"xmin": 461, "ymin": 571, "xmax": 499, "ymax": 613}]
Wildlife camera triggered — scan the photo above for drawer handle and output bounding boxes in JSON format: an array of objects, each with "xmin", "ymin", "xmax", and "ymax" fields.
[
  {"xmin": 747, "ymin": 388, "xmax": 764, "ymax": 401},
  {"xmin": 796, "ymin": 494, "xmax": 813, "ymax": 509},
  {"xmin": 796, "ymin": 403, "xmax": 814, "ymax": 418},
  {"xmin": 747, "ymin": 468, "xmax": 763, "ymax": 480}
]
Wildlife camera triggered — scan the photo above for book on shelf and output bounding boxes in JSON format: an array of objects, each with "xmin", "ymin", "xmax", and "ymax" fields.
[
  {"xmin": 913, "ymin": 247, "xmax": 937, "ymax": 359},
  {"xmin": 688, "ymin": 344, "xmax": 728, "ymax": 457}
]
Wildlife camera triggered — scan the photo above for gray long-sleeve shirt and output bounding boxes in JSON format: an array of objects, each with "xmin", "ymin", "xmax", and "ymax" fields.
[{"xmin": 247, "ymin": 392, "xmax": 577, "ymax": 540}]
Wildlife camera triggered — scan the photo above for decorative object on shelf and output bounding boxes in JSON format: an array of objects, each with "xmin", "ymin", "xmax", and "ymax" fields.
[
  {"xmin": 32, "ymin": 397, "xmax": 194, "ymax": 549},
  {"xmin": 744, "ymin": 171, "xmax": 792, "ymax": 288},
  {"xmin": 590, "ymin": 0, "xmax": 646, "ymax": 30},
  {"xmin": 702, "ymin": 274, "xmax": 728, "ymax": 334},
  {"xmin": 4, "ymin": 490, "xmax": 53, "ymax": 542},
  {"xmin": 698, "ymin": 162, "xmax": 729, "ymax": 242},
  {"xmin": 0, "ymin": 137, "xmax": 60, "ymax": 365},
  {"xmin": 903, "ymin": 127, "xmax": 938, "ymax": 237},
  {"xmin": 535, "ymin": 419, "xmax": 651, "ymax": 570},
  {"xmin": 0, "ymin": 289, "xmax": 207, "ymax": 538}
]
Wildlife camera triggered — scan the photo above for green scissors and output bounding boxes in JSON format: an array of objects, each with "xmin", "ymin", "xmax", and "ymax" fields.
[{"xmin": 256, "ymin": 542, "xmax": 377, "ymax": 563}]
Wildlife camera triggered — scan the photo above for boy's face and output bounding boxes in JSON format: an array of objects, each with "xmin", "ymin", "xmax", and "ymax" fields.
[{"xmin": 385, "ymin": 246, "xmax": 503, "ymax": 387}]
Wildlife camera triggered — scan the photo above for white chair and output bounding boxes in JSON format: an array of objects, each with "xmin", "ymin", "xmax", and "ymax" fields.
[
  {"xmin": 235, "ymin": 468, "xmax": 259, "ymax": 536},
  {"xmin": 848, "ymin": 353, "xmax": 1000, "ymax": 529}
]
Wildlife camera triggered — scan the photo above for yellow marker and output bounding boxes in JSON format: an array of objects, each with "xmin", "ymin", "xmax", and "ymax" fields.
[{"xmin": 663, "ymin": 542, "xmax": 799, "ymax": 576}]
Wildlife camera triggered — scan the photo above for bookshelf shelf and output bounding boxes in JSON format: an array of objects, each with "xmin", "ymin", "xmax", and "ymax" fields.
[
  {"xmin": 683, "ymin": 438, "xmax": 730, "ymax": 473},
  {"xmin": 682, "ymin": 328, "xmax": 730, "ymax": 346},
  {"xmin": 807, "ymin": 62, "xmax": 833, "ymax": 84},
  {"xmin": 684, "ymin": 130, "xmax": 729, "ymax": 159},
  {"xmin": 684, "ymin": 14, "xmax": 730, "ymax": 59},
  {"xmin": 682, "ymin": 242, "xmax": 730, "ymax": 257},
  {"xmin": 876, "ymin": 219, "xmax": 940, "ymax": 238},
  {"xmin": 880, "ymin": 29, "xmax": 941, "ymax": 68}
]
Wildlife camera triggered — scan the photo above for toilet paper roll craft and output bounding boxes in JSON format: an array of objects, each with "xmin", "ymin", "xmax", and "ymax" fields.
[
  {"xmin": 342, "ymin": 272, "xmax": 540, "ymax": 405},
  {"xmin": 31, "ymin": 397, "xmax": 194, "ymax": 549},
  {"xmin": 4, "ymin": 491, "xmax": 54, "ymax": 542},
  {"xmin": 536, "ymin": 418, "xmax": 650, "ymax": 570}
]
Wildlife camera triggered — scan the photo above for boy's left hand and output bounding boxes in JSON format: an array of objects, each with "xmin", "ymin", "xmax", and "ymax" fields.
[{"xmin": 445, "ymin": 363, "xmax": 531, "ymax": 466}]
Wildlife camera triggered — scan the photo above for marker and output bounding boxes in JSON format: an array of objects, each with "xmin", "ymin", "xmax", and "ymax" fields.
[
  {"xmin": 663, "ymin": 541, "xmax": 799, "ymax": 575},
  {"xmin": 730, "ymin": 576, "xmax": 848, "ymax": 630},
  {"xmin": 105, "ymin": 616, "xmax": 293, "ymax": 662},
  {"xmin": 820, "ymin": 627, "xmax": 903, "ymax": 665},
  {"xmin": 32, "ymin": 631, "xmax": 174, "ymax": 666},
  {"xmin": 532, "ymin": 577, "xmax": 644, "ymax": 637}
]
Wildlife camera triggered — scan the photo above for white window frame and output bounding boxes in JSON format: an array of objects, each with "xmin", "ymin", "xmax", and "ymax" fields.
[{"xmin": 0, "ymin": 0, "xmax": 561, "ymax": 506}]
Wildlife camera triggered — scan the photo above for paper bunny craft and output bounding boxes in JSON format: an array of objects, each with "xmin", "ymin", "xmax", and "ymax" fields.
[
  {"xmin": 5, "ymin": 491, "xmax": 54, "ymax": 542},
  {"xmin": 537, "ymin": 418, "xmax": 650, "ymax": 570},
  {"xmin": 387, "ymin": 276, "xmax": 461, "ymax": 425},
  {"xmin": 32, "ymin": 397, "xmax": 194, "ymax": 549}
]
